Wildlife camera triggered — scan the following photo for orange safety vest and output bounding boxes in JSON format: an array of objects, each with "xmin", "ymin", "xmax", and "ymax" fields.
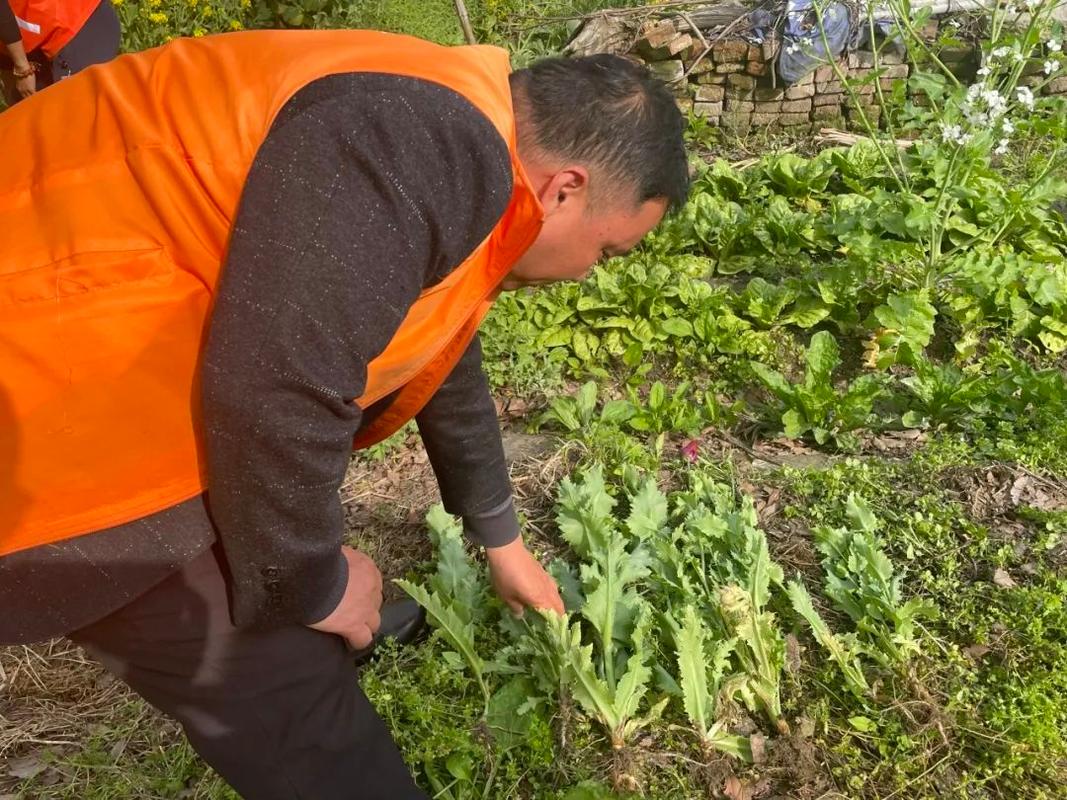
[
  {"xmin": 0, "ymin": 30, "xmax": 543, "ymax": 558},
  {"xmin": 8, "ymin": 0, "xmax": 102, "ymax": 58}
]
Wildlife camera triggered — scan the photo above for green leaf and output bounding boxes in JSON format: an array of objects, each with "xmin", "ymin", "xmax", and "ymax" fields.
[
  {"xmin": 675, "ymin": 605, "xmax": 712, "ymax": 734},
  {"xmin": 556, "ymin": 466, "xmax": 617, "ymax": 558},
  {"xmin": 782, "ymin": 408, "xmax": 806, "ymax": 439},
  {"xmin": 660, "ymin": 317, "xmax": 694, "ymax": 337},
  {"xmin": 572, "ymin": 330, "xmax": 600, "ymax": 363},
  {"xmin": 648, "ymin": 381, "xmax": 666, "ymax": 411},
  {"xmin": 544, "ymin": 397, "xmax": 580, "ymax": 432},
  {"xmin": 626, "ymin": 478, "xmax": 668, "ymax": 540},
  {"xmin": 562, "ymin": 782, "xmax": 622, "ymax": 800},
  {"xmin": 871, "ymin": 290, "xmax": 937, "ymax": 366},
  {"xmin": 538, "ymin": 327, "xmax": 572, "ymax": 349},
  {"xmin": 577, "ymin": 381, "xmax": 598, "ymax": 425},
  {"xmin": 845, "ymin": 495, "xmax": 879, "ymax": 533},
  {"xmin": 848, "ymin": 715, "xmax": 875, "ymax": 732},
  {"xmin": 426, "ymin": 505, "xmax": 482, "ymax": 616},
  {"xmin": 487, "ymin": 678, "xmax": 536, "ymax": 751},
  {"xmin": 600, "ymin": 399, "xmax": 636, "ymax": 426},
  {"xmin": 751, "ymin": 362, "xmax": 794, "ymax": 401},
  {"xmin": 445, "ymin": 752, "xmax": 473, "ymax": 782},
  {"xmin": 1038, "ymin": 317, "xmax": 1067, "ymax": 353},
  {"xmin": 396, "ymin": 579, "xmax": 488, "ymax": 706},
  {"xmin": 783, "ymin": 297, "xmax": 832, "ymax": 328},
  {"xmin": 804, "ymin": 331, "xmax": 841, "ymax": 387},
  {"xmin": 787, "ymin": 579, "xmax": 870, "ymax": 697}
]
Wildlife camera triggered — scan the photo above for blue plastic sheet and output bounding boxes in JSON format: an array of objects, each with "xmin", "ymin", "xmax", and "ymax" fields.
[{"xmin": 777, "ymin": 0, "xmax": 852, "ymax": 83}]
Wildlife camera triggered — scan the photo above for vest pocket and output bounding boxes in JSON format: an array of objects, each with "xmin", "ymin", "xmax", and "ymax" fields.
[{"xmin": 0, "ymin": 247, "xmax": 173, "ymax": 307}]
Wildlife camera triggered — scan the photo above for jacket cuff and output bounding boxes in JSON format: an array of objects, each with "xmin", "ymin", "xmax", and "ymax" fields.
[
  {"xmin": 300, "ymin": 549, "xmax": 350, "ymax": 625},
  {"xmin": 463, "ymin": 497, "xmax": 520, "ymax": 548}
]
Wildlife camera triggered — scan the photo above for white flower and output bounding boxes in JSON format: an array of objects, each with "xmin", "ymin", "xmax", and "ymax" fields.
[
  {"xmin": 786, "ymin": 43, "xmax": 800, "ymax": 55},
  {"xmin": 940, "ymin": 124, "xmax": 973, "ymax": 146},
  {"xmin": 992, "ymin": 46, "xmax": 1012, "ymax": 58},
  {"xmin": 1016, "ymin": 85, "xmax": 1035, "ymax": 109},
  {"xmin": 1004, "ymin": 4, "xmax": 1017, "ymax": 14},
  {"xmin": 1013, "ymin": 51, "xmax": 1025, "ymax": 62},
  {"xmin": 983, "ymin": 88, "xmax": 1006, "ymax": 111},
  {"xmin": 1025, "ymin": 0, "xmax": 1042, "ymax": 8},
  {"xmin": 1049, "ymin": 40, "xmax": 1062, "ymax": 53},
  {"xmin": 1045, "ymin": 59, "xmax": 1059, "ymax": 75},
  {"xmin": 1001, "ymin": 118, "xmax": 1015, "ymax": 134},
  {"xmin": 941, "ymin": 123, "xmax": 962, "ymax": 142},
  {"xmin": 994, "ymin": 138, "xmax": 1010, "ymax": 154},
  {"xmin": 977, "ymin": 66, "xmax": 992, "ymax": 76}
]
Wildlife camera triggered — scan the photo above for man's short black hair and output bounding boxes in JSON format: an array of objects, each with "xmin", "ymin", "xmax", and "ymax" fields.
[{"xmin": 509, "ymin": 54, "xmax": 689, "ymax": 213}]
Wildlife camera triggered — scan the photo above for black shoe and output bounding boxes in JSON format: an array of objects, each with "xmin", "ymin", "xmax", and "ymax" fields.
[{"xmin": 351, "ymin": 598, "xmax": 428, "ymax": 666}]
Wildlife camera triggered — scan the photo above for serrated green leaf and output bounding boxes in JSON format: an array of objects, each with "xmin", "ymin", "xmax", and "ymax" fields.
[
  {"xmin": 626, "ymin": 478, "xmax": 668, "ymax": 540},
  {"xmin": 675, "ymin": 605, "xmax": 711, "ymax": 734}
]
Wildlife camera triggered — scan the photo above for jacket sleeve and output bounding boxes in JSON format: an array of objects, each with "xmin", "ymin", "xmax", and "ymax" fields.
[
  {"xmin": 416, "ymin": 334, "xmax": 520, "ymax": 549},
  {"xmin": 201, "ymin": 74, "xmax": 513, "ymax": 629},
  {"xmin": 2, "ymin": 2, "xmax": 22, "ymax": 47}
]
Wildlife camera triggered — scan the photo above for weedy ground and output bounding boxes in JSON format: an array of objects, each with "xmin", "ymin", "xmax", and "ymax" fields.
[{"xmin": 2, "ymin": 421, "xmax": 1064, "ymax": 798}]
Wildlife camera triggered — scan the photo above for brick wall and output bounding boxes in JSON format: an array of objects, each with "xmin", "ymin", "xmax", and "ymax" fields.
[{"xmin": 628, "ymin": 17, "xmax": 1067, "ymax": 133}]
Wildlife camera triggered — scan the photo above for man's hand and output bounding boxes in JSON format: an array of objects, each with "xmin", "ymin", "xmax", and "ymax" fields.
[
  {"xmin": 14, "ymin": 70, "xmax": 36, "ymax": 99},
  {"xmin": 486, "ymin": 537, "xmax": 564, "ymax": 616},
  {"xmin": 307, "ymin": 546, "xmax": 383, "ymax": 649}
]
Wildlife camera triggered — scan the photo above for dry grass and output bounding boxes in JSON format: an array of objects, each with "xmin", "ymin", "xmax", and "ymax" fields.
[{"xmin": 0, "ymin": 641, "xmax": 127, "ymax": 759}]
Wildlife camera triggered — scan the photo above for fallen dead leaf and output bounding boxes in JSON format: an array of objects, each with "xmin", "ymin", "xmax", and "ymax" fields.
[
  {"xmin": 723, "ymin": 775, "xmax": 753, "ymax": 800},
  {"xmin": 992, "ymin": 567, "xmax": 1017, "ymax": 589},
  {"xmin": 6, "ymin": 753, "xmax": 47, "ymax": 780},
  {"xmin": 785, "ymin": 633, "xmax": 802, "ymax": 674},
  {"xmin": 749, "ymin": 732, "xmax": 767, "ymax": 765},
  {"xmin": 1009, "ymin": 476, "xmax": 1031, "ymax": 507}
]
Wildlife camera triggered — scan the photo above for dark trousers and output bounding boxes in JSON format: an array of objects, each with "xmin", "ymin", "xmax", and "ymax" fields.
[{"xmin": 68, "ymin": 545, "xmax": 428, "ymax": 800}]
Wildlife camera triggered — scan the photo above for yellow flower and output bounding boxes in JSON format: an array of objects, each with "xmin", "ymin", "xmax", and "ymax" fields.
[
  {"xmin": 186, "ymin": 0, "xmax": 198, "ymax": 6},
  {"xmin": 229, "ymin": 19, "xmax": 243, "ymax": 29},
  {"xmin": 193, "ymin": 26, "xmax": 206, "ymax": 36},
  {"xmin": 148, "ymin": 11, "xmax": 168, "ymax": 23},
  {"xmin": 202, "ymin": 6, "xmax": 214, "ymax": 16},
  {"xmin": 111, "ymin": 0, "xmax": 123, "ymax": 6},
  {"xmin": 240, "ymin": 0, "xmax": 250, "ymax": 8}
]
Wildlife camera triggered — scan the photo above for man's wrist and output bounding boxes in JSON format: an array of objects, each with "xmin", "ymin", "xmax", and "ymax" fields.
[{"xmin": 485, "ymin": 535, "xmax": 525, "ymax": 557}]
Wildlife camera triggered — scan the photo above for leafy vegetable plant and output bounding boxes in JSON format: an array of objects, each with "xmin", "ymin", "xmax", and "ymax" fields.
[{"xmin": 751, "ymin": 330, "xmax": 885, "ymax": 449}]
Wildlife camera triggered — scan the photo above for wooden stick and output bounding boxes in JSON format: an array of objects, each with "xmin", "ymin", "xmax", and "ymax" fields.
[
  {"xmin": 453, "ymin": 0, "xmax": 476, "ymax": 45},
  {"xmin": 814, "ymin": 126, "xmax": 916, "ymax": 148}
]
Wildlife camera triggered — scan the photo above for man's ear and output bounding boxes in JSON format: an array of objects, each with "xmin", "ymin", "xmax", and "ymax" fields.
[{"xmin": 538, "ymin": 166, "xmax": 590, "ymax": 217}]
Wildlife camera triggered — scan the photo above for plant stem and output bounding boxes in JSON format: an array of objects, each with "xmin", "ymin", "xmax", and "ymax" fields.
[
  {"xmin": 884, "ymin": 0, "xmax": 962, "ymax": 89},
  {"xmin": 812, "ymin": 0, "xmax": 908, "ymax": 192}
]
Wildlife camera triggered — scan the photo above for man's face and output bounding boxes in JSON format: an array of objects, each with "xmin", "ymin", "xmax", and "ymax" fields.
[{"xmin": 500, "ymin": 167, "xmax": 668, "ymax": 290}]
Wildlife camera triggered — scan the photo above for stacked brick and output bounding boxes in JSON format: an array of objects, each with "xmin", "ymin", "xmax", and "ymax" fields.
[{"xmin": 627, "ymin": 15, "xmax": 1067, "ymax": 132}]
